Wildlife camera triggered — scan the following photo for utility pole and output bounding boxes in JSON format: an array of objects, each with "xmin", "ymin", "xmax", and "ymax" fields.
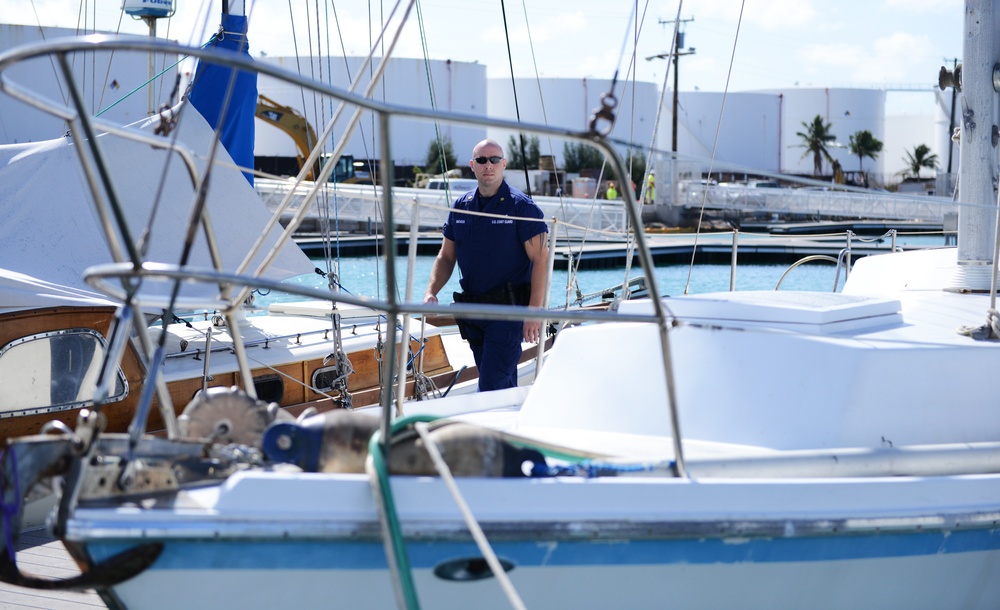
[{"xmin": 647, "ymin": 18, "xmax": 695, "ymax": 153}]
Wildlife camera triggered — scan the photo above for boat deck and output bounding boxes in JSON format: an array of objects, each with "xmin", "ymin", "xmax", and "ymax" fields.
[{"xmin": 2, "ymin": 529, "xmax": 101, "ymax": 609}]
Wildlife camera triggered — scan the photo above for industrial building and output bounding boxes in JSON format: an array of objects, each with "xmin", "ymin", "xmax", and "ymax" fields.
[{"xmin": 0, "ymin": 22, "xmax": 951, "ymax": 192}]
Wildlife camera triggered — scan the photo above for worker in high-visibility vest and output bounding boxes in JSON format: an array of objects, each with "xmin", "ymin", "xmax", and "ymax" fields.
[
  {"xmin": 644, "ymin": 170, "xmax": 656, "ymax": 205},
  {"xmin": 606, "ymin": 182, "xmax": 618, "ymax": 200}
]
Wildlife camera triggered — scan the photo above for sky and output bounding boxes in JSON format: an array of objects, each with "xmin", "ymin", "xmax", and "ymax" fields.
[{"xmin": 6, "ymin": 0, "xmax": 965, "ymax": 113}]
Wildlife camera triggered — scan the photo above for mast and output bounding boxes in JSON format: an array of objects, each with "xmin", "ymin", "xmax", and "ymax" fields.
[
  {"xmin": 955, "ymin": 0, "xmax": 1000, "ymax": 288},
  {"xmin": 122, "ymin": 0, "xmax": 176, "ymax": 114}
]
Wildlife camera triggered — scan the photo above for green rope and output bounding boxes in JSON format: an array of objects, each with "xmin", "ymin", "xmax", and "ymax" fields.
[
  {"xmin": 366, "ymin": 412, "xmax": 603, "ymax": 609},
  {"xmin": 368, "ymin": 414, "xmax": 441, "ymax": 610}
]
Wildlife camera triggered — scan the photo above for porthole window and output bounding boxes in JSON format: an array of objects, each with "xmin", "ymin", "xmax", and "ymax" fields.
[
  {"xmin": 253, "ymin": 373, "xmax": 284, "ymax": 404},
  {"xmin": 0, "ymin": 328, "xmax": 128, "ymax": 418},
  {"xmin": 311, "ymin": 365, "xmax": 343, "ymax": 392}
]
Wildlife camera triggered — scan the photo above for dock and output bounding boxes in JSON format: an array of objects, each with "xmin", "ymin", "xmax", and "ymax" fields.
[
  {"xmin": 1, "ymin": 528, "xmax": 103, "ymax": 608},
  {"xmin": 293, "ymin": 224, "xmax": 948, "ymax": 271}
]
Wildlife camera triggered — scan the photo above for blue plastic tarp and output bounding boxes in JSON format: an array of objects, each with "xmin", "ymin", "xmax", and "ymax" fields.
[{"xmin": 188, "ymin": 12, "xmax": 256, "ymax": 185}]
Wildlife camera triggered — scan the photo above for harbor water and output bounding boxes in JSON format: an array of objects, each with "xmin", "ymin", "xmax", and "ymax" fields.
[
  {"xmin": 268, "ymin": 256, "xmax": 847, "ymax": 309},
  {"xmin": 263, "ymin": 232, "xmax": 949, "ymax": 308}
]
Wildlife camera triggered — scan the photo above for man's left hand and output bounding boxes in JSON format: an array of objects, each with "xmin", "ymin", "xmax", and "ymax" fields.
[{"xmin": 523, "ymin": 319, "xmax": 542, "ymax": 343}]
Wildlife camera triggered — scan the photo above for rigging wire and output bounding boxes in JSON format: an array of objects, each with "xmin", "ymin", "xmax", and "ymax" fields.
[
  {"xmin": 287, "ymin": 0, "xmax": 313, "ymax": 154},
  {"xmin": 311, "ymin": 0, "xmax": 334, "ymax": 284},
  {"xmin": 415, "ymin": 0, "xmax": 451, "ymax": 182},
  {"xmin": 323, "ymin": 1, "xmax": 344, "ymax": 274},
  {"xmin": 304, "ymin": 0, "xmax": 322, "ymax": 161},
  {"xmin": 498, "ymin": 0, "xmax": 533, "ymax": 198},
  {"xmin": 607, "ymin": 0, "xmax": 638, "ymax": 101},
  {"xmin": 323, "ymin": 0, "xmax": 411, "ymax": 305},
  {"xmin": 619, "ymin": 0, "xmax": 652, "ymax": 299},
  {"xmin": 156, "ymin": 15, "xmax": 173, "ymax": 108},
  {"xmin": 31, "ymin": 0, "xmax": 68, "ymax": 113},
  {"xmin": 516, "ymin": 0, "xmax": 589, "ymax": 305},
  {"xmin": 563, "ymin": 2, "xmax": 641, "ymax": 304},
  {"xmin": 95, "ymin": 9, "xmax": 125, "ymax": 115},
  {"xmin": 509, "ymin": 0, "xmax": 643, "ymax": 307},
  {"xmin": 369, "ymin": 0, "xmax": 387, "ymax": 307},
  {"xmin": 683, "ymin": 0, "xmax": 747, "ymax": 295}
]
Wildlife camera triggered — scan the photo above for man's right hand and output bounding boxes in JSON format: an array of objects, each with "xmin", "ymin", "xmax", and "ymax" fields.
[{"xmin": 423, "ymin": 294, "xmax": 439, "ymax": 305}]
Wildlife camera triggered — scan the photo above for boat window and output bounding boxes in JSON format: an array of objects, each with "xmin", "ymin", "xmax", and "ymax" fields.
[
  {"xmin": 311, "ymin": 366, "xmax": 342, "ymax": 392},
  {"xmin": 253, "ymin": 373, "xmax": 284, "ymax": 404},
  {"xmin": 0, "ymin": 328, "xmax": 127, "ymax": 417}
]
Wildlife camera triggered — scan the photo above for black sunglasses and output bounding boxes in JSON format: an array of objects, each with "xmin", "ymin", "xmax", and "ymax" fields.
[{"xmin": 473, "ymin": 156, "xmax": 504, "ymax": 165}]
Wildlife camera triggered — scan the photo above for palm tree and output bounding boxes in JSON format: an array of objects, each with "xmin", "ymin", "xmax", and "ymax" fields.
[
  {"xmin": 796, "ymin": 115, "xmax": 837, "ymax": 176},
  {"xmin": 902, "ymin": 144, "xmax": 939, "ymax": 179},
  {"xmin": 848, "ymin": 130, "xmax": 883, "ymax": 186}
]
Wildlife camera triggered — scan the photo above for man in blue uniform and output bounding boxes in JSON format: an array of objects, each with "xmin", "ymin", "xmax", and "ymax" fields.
[{"xmin": 423, "ymin": 139, "xmax": 549, "ymax": 391}]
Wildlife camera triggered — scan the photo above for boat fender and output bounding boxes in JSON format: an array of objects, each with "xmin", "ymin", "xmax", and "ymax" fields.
[
  {"xmin": 389, "ymin": 423, "xmax": 545, "ymax": 477},
  {"xmin": 262, "ymin": 412, "xmax": 545, "ymax": 477},
  {"xmin": 263, "ymin": 410, "xmax": 379, "ymax": 473}
]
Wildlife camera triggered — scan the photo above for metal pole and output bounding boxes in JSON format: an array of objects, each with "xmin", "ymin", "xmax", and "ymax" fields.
[
  {"xmin": 730, "ymin": 229, "xmax": 739, "ymax": 291},
  {"xmin": 534, "ymin": 219, "xmax": 557, "ymax": 381},
  {"xmin": 395, "ymin": 201, "xmax": 421, "ymax": 412},
  {"xmin": 378, "ymin": 113, "xmax": 399, "ymax": 459},
  {"xmin": 145, "ymin": 17, "xmax": 155, "ymax": 115},
  {"xmin": 957, "ymin": 0, "xmax": 998, "ymax": 268},
  {"xmin": 672, "ymin": 31, "xmax": 679, "ymax": 154},
  {"xmin": 846, "ymin": 230, "xmax": 854, "ymax": 280}
]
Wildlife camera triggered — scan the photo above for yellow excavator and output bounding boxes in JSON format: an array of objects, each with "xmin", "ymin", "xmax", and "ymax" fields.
[{"xmin": 255, "ymin": 94, "xmax": 365, "ymax": 183}]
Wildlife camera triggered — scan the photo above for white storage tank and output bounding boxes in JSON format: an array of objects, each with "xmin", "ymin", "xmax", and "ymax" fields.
[
  {"xmin": 256, "ymin": 56, "xmax": 487, "ymax": 166},
  {"xmin": 775, "ymin": 88, "xmax": 886, "ymax": 179},
  {"xmin": 486, "ymin": 77, "xmax": 659, "ymax": 168}
]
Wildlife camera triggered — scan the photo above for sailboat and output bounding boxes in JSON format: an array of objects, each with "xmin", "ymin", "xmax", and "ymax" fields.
[
  {"xmin": 0, "ymin": 6, "xmax": 547, "ymax": 449},
  {"xmin": 2, "ymin": 1, "xmax": 999, "ymax": 609}
]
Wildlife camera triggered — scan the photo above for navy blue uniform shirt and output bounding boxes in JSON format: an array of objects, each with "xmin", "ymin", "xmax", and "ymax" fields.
[{"xmin": 442, "ymin": 180, "xmax": 547, "ymax": 295}]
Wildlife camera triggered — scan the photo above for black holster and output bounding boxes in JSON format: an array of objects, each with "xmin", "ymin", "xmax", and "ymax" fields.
[{"xmin": 453, "ymin": 282, "xmax": 531, "ymax": 307}]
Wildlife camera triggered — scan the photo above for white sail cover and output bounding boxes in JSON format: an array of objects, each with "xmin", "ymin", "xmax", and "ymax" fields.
[{"xmin": 0, "ymin": 104, "xmax": 314, "ymax": 313}]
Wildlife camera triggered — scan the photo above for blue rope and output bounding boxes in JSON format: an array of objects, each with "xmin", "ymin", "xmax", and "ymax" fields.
[
  {"xmin": 0, "ymin": 448, "xmax": 20, "ymax": 562},
  {"xmin": 531, "ymin": 458, "xmax": 676, "ymax": 478}
]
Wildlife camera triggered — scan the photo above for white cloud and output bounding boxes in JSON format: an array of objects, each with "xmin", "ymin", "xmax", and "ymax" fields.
[
  {"xmin": 864, "ymin": 32, "xmax": 936, "ymax": 83},
  {"xmin": 748, "ymin": 0, "xmax": 818, "ymax": 30},
  {"xmin": 883, "ymin": 0, "xmax": 962, "ymax": 13},
  {"xmin": 695, "ymin": 0, "xmax": 818, "ymax": 30},
  {"xmin": 795, "ymin": 32, "xmax": 937, "ymax": 86},
  {"xmin": 799, "ymin": 43, "xmax": 865, "ymax": 69}
]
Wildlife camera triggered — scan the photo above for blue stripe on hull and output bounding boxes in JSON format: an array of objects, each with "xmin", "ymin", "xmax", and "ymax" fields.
[{"xmin": 86, "ymin": 527, "xmax": 1000, "ymax": 571}]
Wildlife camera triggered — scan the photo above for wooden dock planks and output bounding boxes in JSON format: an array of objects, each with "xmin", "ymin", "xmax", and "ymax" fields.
[{"xmin": 1, "ymin": 529, "xmax": 102, "ymax": 609}]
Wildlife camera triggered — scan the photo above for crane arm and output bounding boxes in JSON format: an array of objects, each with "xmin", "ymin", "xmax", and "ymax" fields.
[{"xmin": 255, "ymin": 94, "xmax": 321, "ymax": 180}]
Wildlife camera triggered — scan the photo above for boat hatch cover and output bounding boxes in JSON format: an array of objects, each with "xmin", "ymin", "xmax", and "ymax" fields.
[
  {"xmin": 267, "ymin": 301, "xmax": 376, "ymax": 320},
  {"xmin": 619, "ymin": 291, "xmax": 902, "ymax": 335}
]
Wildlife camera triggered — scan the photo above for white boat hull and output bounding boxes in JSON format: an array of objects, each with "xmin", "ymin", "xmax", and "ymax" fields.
[
  {"xmin": 70, "ymin": 472, "xmax": 1000, "ymax": 609},
  {"xmin": 100, "ymin": 549, "xmax": 999, "ymax": 610}
]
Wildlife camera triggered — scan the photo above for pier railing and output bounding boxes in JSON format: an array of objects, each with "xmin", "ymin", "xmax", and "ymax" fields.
[
  {"xmin": 255, "ymin": 179, "xmax": 629, "ymax": 240},
  {"xmin": 677, "ymin": 182, "xmax": 956, "ymax": 222}
]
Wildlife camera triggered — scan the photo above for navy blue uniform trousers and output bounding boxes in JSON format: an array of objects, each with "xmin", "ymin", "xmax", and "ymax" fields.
[{"xmin": 461, "ymin": 318, "xmax": 522, "ymax": 391}]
